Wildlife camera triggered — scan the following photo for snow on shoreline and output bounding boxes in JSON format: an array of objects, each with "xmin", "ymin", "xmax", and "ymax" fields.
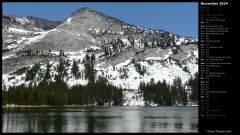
[{"xmin": 2, "ymin": 104, "xmax": 198, "ymax": 107}]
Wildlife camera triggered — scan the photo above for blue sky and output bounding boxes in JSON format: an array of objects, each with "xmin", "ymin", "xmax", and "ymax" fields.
[{"xmin": 3, "ymin": 2, "xmax": 198, "ymax": 38}]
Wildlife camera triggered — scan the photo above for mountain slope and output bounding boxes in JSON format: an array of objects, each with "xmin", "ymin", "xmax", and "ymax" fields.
[
  {"xmin": 27, "ymin": 16, "xmax": 62, "ymax": 30},
  {"xmin": 2, "ymin": 7, "xmax": 198, "ymax": 106}
]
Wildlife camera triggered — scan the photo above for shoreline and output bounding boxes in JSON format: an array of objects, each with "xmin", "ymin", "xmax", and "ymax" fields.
[
  {"xmin": 2, "ymin": 105, "xmax": 52, "ymax": 108},
  {"xmin": 2, "ymin": 104, "xmax": 198, "ymax": 108}
]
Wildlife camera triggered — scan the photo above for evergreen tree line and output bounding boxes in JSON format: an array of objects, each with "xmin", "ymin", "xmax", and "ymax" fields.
[
  {"xmin": 139, "ymin": 73, "xmax": 198, "ymax": 106},
  {"xmin": 15, "ymin": 49, "xmax": 66, "ymax": 57},
  {"xmin": 2, "ymin": 54, "xmax": 123, "ymax": 106},
  {"xmin": 2, "ymin": 77, "xmax": 123, "ymax": 106}
]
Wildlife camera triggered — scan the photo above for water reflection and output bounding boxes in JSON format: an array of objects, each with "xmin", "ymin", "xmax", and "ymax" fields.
[
  {"xmin": 53, "ymin": 113, "xmax": 66, "ymax": 132},
  {"xmin": 174, "ymin": 123, "xmax": 183, "ymax": 129},
  {"xmin": 190, "ymin": 123, "xmax": 198, "ymax": 130},
  {"xmin": 2, "ymin": 106, "xmax": 198, "ymax": 133},
  {"xmin": 37, "ymin": 110, "xmax": 51, "ymax": 132}
]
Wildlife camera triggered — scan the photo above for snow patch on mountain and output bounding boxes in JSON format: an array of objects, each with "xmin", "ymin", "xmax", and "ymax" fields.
[
  {"xmin": 65, "ymin": 17, "xmax": 72, "ymax": 24},
  {"xmin": 193, "ymin": 50, "xmax": 198, "ymax": 57},
  {"xmin": 2, "ymin": 72, "xmax": 27, "ymax": 90},
  {"xmin": 25, "ymin": 29, "xmax": 57, "ymax": 44},
  {"xmin": 8, "ymin": 28, "xmax": 30, "ymax": 34},
  {"xmin": 2, "ymin": 54, "xmax": 16, "ymax": 60},
  {"xmin": 115, "ymin": 60, "xmax": 131, "ymax": 68},
  {"xmin": 15, "ymin": 17, "xmax": 30, "ymax": 25},
  {"xmin": 175, "ymin": 37, "xmax": 185, "ymax": 45}
]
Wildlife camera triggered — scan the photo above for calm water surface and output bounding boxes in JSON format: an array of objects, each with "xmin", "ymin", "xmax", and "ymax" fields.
[{"xmin": 2, "ymin": 106, "xmax": 198, "ymax": 133}]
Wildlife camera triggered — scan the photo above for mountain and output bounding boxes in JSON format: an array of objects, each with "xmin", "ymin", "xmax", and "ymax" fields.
[
  {"xmin": 2, "ymin": 15, "xmax": 61, "ymax": 53},
  {"xmin": 2, "ymin": 7, "xmax": 198, "ymax": 106},
  {"xmin": 27, "ymin": 16, "xmax": 62, "ymax": 30},
  {"xmin": 2, "ymin": 15, "xmax": 44, "ymax": 52}
]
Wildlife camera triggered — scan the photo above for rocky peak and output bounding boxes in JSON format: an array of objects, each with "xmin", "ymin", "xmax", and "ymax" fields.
[
  {"xmin": 70, "ymin": 7, "xmax": 125, "ymax": 25},
  {"xmin": 71, "ymin": 7, "xmax": 99, "ymax": 16}
]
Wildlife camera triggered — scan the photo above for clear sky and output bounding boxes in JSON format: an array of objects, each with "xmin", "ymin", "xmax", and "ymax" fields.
[{"xmin": 3, "ymin": 2, "xmax": 198, "ymax": 38}]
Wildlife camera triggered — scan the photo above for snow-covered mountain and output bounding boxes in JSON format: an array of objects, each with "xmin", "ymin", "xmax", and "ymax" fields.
[{"xmin": 2, "ymin": 7, "xmax": 198, "ymax": 106}]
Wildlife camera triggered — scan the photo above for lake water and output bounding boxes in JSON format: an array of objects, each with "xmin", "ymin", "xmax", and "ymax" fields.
[{"xmin": 2, "ymin": 106, "xmax": 198, "ymax": 133}]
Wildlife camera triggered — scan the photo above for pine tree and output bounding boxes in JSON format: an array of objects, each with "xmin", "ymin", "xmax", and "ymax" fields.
[
  {"xmin": 112, "ymin": 42, "xmax": 118, "ymax": 52},
  {"xmin": 151, "ymin": 41, "xmax": 155, "ymax": 48},
  {"xmin": 183, "ymin": 66, "xmax": 190, "ymax": 73},
  {"xmin": 72, "ymin": 60, "xmax": 79, "ymax": 78},
  {"xmin": 55, "ymin": 58, "xmax": 65, "ymax": 81},
  {"xmin": 58, "ymin": 59, "xmax": 65, "ymax": 73},
  {"xmin": 131, "ymin": 58, "xmax": 136, "ymax": 65},
  {"xmin": 25, "ymin": 63, "xmax": 40, "ymax": 81},
  {"xmin": 44, "ymin": 63, "xmax": 51, "ymax": 81},
  {"xmin": 129, "ymin": 38, "xmax": 135, "ymax": 47},
  {"xmin": 171, "ymin": 77, "xmax": 188, "ymax": 105},
  {"xmin": 188, "ymin": 72, "xmax": 198, "ymax": 102},
  {"xmin": 90, "ymin": 54, "xmax": 96, "ymax": 83},
  {"xmin": 144, "ymin": 41, "xmax": 148, "ymax": 48},
  {"xmin": 59, "ymin": 50, "xmax": 64, "ymax": 56},
  {"xmin": 103, "ymin": 46, "xmax": 109, "ymax": 56},
  {"xmin": 84, "ymin": 54, "xmax": 95, "ymax": 83}
]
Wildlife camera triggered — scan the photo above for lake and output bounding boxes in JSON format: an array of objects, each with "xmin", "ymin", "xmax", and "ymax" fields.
[{"xmin": 2, "ymin": 106, "xmax": 198, "ymax": 133}]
